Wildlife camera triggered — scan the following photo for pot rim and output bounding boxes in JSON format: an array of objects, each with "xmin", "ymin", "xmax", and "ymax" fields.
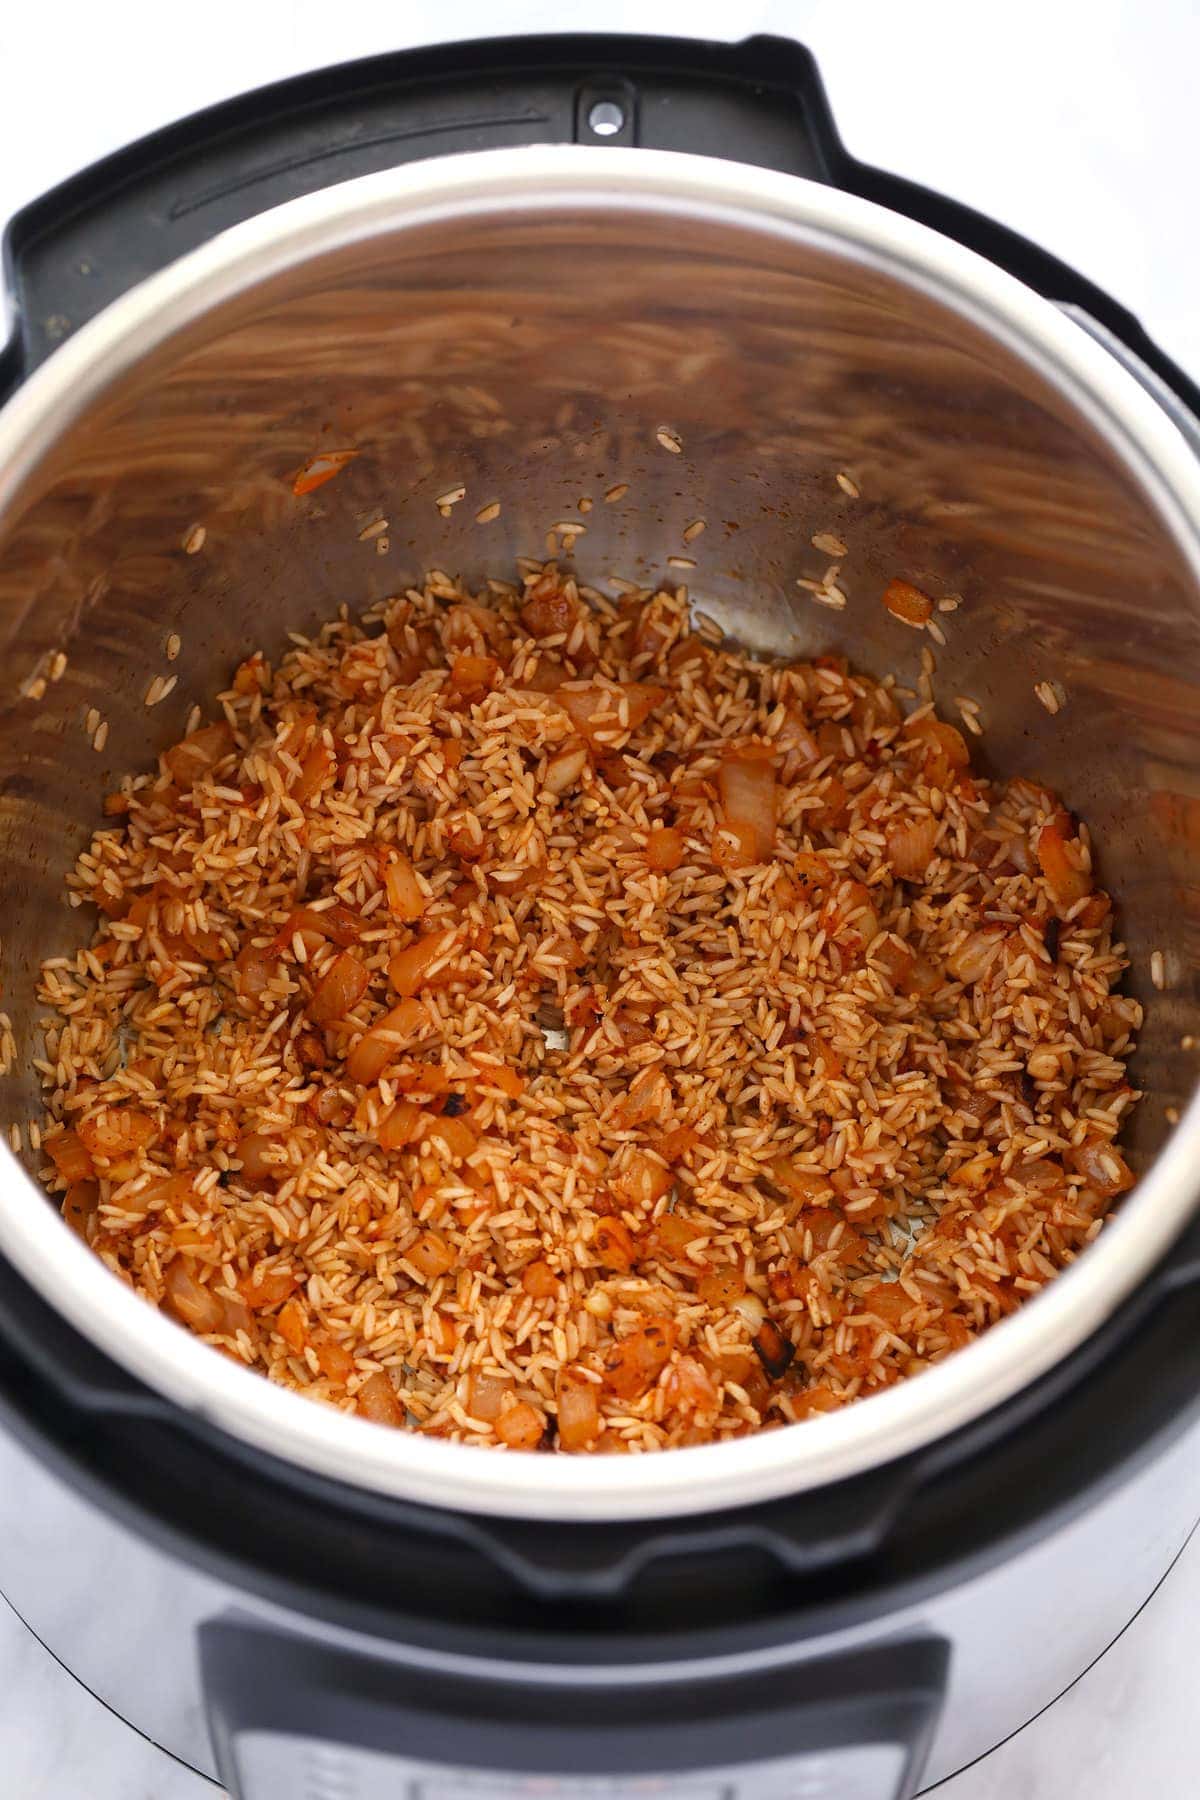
[{"xmin": 1, "ymin": 144, "xmax": 1198, "ymax": 1523}]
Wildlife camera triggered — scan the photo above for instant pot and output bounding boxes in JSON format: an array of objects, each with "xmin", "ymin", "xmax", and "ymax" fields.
[{"xmin": 1, "ymin": 33, "xmax": 1199, "ymax": 1800}]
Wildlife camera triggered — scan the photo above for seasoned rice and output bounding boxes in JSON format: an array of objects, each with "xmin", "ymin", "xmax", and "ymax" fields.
[{"xmin": 36, "ymin": 563, "xmax": 1140, "ymax": 1453}]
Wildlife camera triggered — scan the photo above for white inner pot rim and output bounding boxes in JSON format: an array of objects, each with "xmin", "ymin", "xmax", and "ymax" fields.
[{"xmin": 1, "ymin": 145, "xmax": 1199, "ymax": 1522}]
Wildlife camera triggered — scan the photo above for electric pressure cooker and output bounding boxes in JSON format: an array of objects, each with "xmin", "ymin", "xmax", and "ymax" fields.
[{"xmin": 1, "ymin": 33, "xmax": 1199, "ymax": 1800}]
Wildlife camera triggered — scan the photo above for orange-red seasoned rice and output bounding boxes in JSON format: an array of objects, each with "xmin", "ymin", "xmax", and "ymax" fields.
[{"xmin": 36, "ymin": 564, "xmax": 1140, "ymax": 1453}]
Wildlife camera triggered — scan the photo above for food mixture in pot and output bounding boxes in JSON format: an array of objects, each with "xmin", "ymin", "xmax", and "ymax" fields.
[{"xmin": 37, "ymin": 563, "xmax": 1139, "ymax": 1452}]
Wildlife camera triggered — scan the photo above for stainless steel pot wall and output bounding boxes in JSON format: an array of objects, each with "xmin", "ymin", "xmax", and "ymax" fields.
[{"xmin": 1, "ymin": 148, "xmax": 1198, "ymax": 1522}]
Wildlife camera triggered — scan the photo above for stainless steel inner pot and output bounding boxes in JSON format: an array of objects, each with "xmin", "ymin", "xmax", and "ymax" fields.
[{"xmin": 1, "ymin": 147, "xmax": 1198, "ymax": 1522}]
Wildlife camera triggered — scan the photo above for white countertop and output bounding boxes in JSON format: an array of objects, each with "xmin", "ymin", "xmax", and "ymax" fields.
[{"xmin": 2, "ymin": 2, "xmax": 1197, "ymax": 1794}]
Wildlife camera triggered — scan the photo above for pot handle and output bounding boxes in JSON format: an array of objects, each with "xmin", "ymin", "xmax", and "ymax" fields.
[
  {"xmin": 0, "ymin": 32, "xmax": 842, "ymax": 393},
  {"xmin": 6, "ymin": 32, "xmax": 1198, "ymax": 428},
  {"xmin": 200, "ymin": 1614, "xmax": 949, "ymax": 1800}
]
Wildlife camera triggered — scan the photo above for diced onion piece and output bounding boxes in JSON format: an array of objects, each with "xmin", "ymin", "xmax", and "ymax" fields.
[
  {"xmin": 315, "ymin": 1336, "xmax": 356, "ymax": 1382},
  {"xmin": 46, "ymin": 1129, "xmax": 95, "ymax": 1184},
  {"xmin": 162, "ymin": 720, "xmax": 234, "ymax": 789},
  {"xmin": 428, "ymin": 1311, "xmax": 458, "ymax": 1353},
  {"xmin": 946, "ymin": 927, "xmax": 1005, "ymax": 984},
  {"xmin": 376, "ymin": 1099, "xmax": 423, "ymax": 1151},
  {"xmin": 844, "ymin": 880, "xmax": 879, "ymax": 945},
  {"xmin": 356, "ymin": 1369, "xmax": 405, "ymax": 1426},
  {"xmin": 883, "ymin": 579, "xmax": 933, "ymax": 627},
  {"xmin": 885, "ymin": 814, "xmax": 940, "ymax": 880},
  {"xmin": 521, "ymin": 582, "xmax": 576, "ymax": 639},
  {"xmin": 421, "ymin": 1112, "xmax": 477, "ymax": 1162},
  {"xmin": 309, "ymin": 1086, "xmax": 347, "ymax": 1126},
  {"xmin": 495, "ymin": 1400, "xmax": 546, "ymax": 1449},
  {"xmin": 293, "ymin": 740, "xmax": 336, "ymax": 804},
  {"xmin": 277, "ymin": 1299, "xmax": 308, "ymax": 1352},
  {"xmin": 555, "ymin": 681, "xmax": 666, "ymax": 740},
  {"xmin": 521, "ymin": 1260, "xmax": 559, "ymax": 1298},
  {"xmin": 906, "ymin": 716, "xmax": 970, "ymax": 773},
  {"xmin": 237, "ymin": 1132, "xmax": 278, "ymax": 1184},
  {"xmin": 949, "ymin": 1151, "xmax": 998, "ymax": 1190},
  {"xmin": 732, "ymin": 1294, "xmax": 766, "ymax": 1334},
  {"xmin": 645, "ymin": 825, "xmax": 686, "ymax": 871},
  {"xmin": 791, "ymin": 1384, "xmax": 844, "ymax": 1420},
  {"xmin": 164, "ymin": 1260, "xmax": 226, "ymax": 1334},
  {"xmin": 1012, "ymin": 1158, "xmax": 1063, "ymax": 1196},
  {"xmin": 851, "ymin": 679, "xmax": 900, "ymax": 730},
  {"xmin": 237, "ymin": 1264, "xmax": 301, "ymax": 1309},
  {"xmin": 776, "ymin": 707, "xmax": 820, "ymax": 764},
  {"xmin": 180, "ymin": 924, "xmax": 226, "ymax": 962},
  {"xmin": 1003, "ymin": 832, "xmax": 1036, "ymax": 876},
  {"xmin": 697, "ymin": 1263, "xmax": 747, "ymax": 1306},
  {"xmin": 655, "ymin": 1123, "xmax": 701, "ymax": 1161},
  {"xmin": 273, "ymin": 903, "xmax": 364, "ymax": 954},
  {"xmin": 472, "ymin": 1060, "xmax": 525, "ymax": 1099},
  {"xmin": 543, "ymin": 739, "xmax": 588, "ymax": 796},
  {"xmin": 61, "ymin": 1181, "xmax": 100, "ymax": 1240},
  {"xmin": 655, "ymin": 1212, "xmax": 706, "ymax": 1258},
  {"xmin": 611, "ymin": 1149, "xmax": 673, "ymax": 1208},
  {"xmin": 217, "ymin": 1294, "xmax": 260, "ymax": 1342},
  {"xmin": 665, "ymin": 1355, "xmax": 719, "ymax": 1414},
  {"xmin": 293, "ymin": 449, "xmax": 359, "ymax": 496},
  {"xmin": 822, "ymin": 879, "xmax": 878, "ymax": 949},
  {"xmin": 607, "ymin": 1009, "xmax": 652, "ymax": 1053},
  {"xmin": 593, "ymin": 1216, "xmax": 638, "ymax": 1272},
  {"xmin": 389, "ymin": 928, "xmax": 459, "ymax": 996},
  {"xmin": 1036, "ymin": 812, "xmax": 1092, "ymax": 910},
  {"xmin": 467, "ymin": 1371, "xmax": 512, "ymax": 1422},
  {"xmin": 907, "ymin": 953, "xmax": 941, "ymax": 997},
  {"xmin": 856, "ymin": 1280, "xmax": 915, "ymax": 1326},
  {"xmin": 407, "ymin": 1229, "xmax": 456, "ymax": 1281},
  {"xmin": 233, "ymin": 653, "xmax": 269, "ymax": 695},
  {"xmin": 234, "ymin": 942, "xmax": 278, "ymax": 1005},
  {"xmin": 718, "ymin": 746, "xmax": 777, "ymax": 861},
  {"xmin": 77, "ymin": 1107, "xmax": 156, "ymax": 1163},
  {"xmin": 517, "ymin": 654, "xmax": 566, "ymax": 695},
  {"xmin": 114, "ymin": 1172, "xmax": 195, "ymax": 1226},
  {"xmin": 872, "ymin": 932, "xmax": 915, "ymax": 987},
  {"xmin": 711, "ymin": 820, "xmax": 758, "ymax": 870},
  {"xmin": 1068, "ymin": 1139, "xmax": 1135, "ymax": 1198},
  {"xmin": 310, "ymin": 951, "xmax": 369, "ymax": 1024},
  {"xmin": 602, "ymin": 1316, "xmax": 677, "ymax": 1399},
  {"xmin": 319, "ymin": 903, "xmax": 368, "ymax": 945},
  {"xmin": 555, "ymin": 1367, "xmax": 601, "ymax": 1450},
  {"xmin": 1077, "ymin": 893, "xmax": 1111, "ymax": 929},
  {"xmin": 953, "ymin": 1086, "xmax": 997, "ymax": 1127},
  {"xmin": 395, "ymin": 1067, "xmax": 456, "ymax": 1102},
  {"xmin": 812, "ymin": 773, "xmax": 849, "ymax": 831},
  {"xmin": 346, "ymin": 998, "xmax": 430, "ymax": 1085},
  {"xmin": 789, "ymin": 853, "xmax": 835, "ymax": 897},
  {"xmin": 384, "ymin": 852, "xmax": 426, "ymax": 922},
  {"xmin": 768, "ymin": 1159, "xmax": 834, "ymax": 1210},
  {"xmin": 450, "ymin": 652, "xmax": 501, "ymax": 695},
  {"xmin": 802, "ymin": 1212, "xmax": 867, "ymax": 1264},
  {"xmin": 612, "ymin": 1066, "xmax": 668, "ymax": 1127}
]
